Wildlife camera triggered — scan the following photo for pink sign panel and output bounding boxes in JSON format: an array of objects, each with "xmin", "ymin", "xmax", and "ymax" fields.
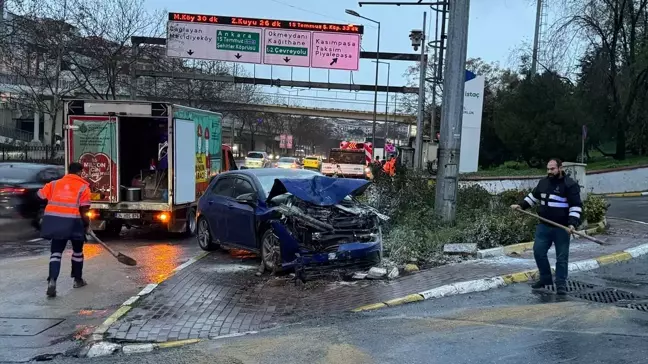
[
  {"xmin": 310, "ymin": 32, "xmax": 360, "ymax": 71},
  {"xmin": 286, "ymin": 135, "xmax": 293, "ymax": 149}
]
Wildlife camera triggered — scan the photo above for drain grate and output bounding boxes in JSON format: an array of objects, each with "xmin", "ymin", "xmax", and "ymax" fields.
[
  {"xmin": 620, "ymin": 303, "xmax": 648, "ymax": 312},
  {"xmin": 544, "ymin": 280, "xmax": 596, "ymax": 293},
  {"xmin": 571, "ymin": 288, "xmax": 642, "ymax": 304}
]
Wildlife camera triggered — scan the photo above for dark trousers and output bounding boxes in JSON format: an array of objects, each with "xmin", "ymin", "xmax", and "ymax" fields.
[
  {"xmin": 48, "ymin": 239, "xmax": 84, "ymax": 282},
  {"xmin": 533, "ymin": 223, "xmax": 570, "ymax": 286}
]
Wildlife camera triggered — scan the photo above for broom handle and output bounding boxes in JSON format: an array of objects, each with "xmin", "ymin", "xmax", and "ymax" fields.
[{"xmin": 515, "ymin": 208, "xmax": 606, "ymax": 245}]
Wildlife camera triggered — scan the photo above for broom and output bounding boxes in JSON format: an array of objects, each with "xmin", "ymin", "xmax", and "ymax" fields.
[
  {"xmin": 514, "ymin": 208, "xmax": 608, "ymax": 246},
  {"xmin": 87, "ymin": 230, "xmax": 138, "ymax": 266}
]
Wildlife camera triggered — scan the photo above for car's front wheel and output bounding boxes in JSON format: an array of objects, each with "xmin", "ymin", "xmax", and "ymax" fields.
[
  {"xmin": 197, "ymin": 217, "xmax": 218, "ymax": 251},
  {"xmin": 261, "ymin": 228, "xmax": 282, "ymax": 273}
]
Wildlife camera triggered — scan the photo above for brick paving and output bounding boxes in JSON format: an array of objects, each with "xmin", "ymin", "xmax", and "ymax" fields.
[{"xmin": 105, "ymin": 231, "xmax": 648, "ymax": 343}]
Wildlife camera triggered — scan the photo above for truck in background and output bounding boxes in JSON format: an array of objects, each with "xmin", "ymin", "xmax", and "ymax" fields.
[
  {"xmin": 321, "ymin": 141, "xmax": 372, "ymax": 178},
  {"xmin": 64, "ymin": 100, "xmax": 237, "ymax": 237}
]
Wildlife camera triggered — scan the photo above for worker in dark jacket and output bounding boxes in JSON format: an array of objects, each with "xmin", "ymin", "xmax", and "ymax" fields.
[
  {"xmin": 37, "ymin": 162, "xmax": 92, "ymax": 297},
  {"xmin": 511, "ymin": 158, "xmax": 582, "ymax": 295}
]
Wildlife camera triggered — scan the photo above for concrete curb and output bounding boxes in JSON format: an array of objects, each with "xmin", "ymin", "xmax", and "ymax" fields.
[
  {"xmin": 351, "ymin": 241, "xmax": 648, "ymax": 313},
  {"xmin": 84, "ymin": 251, "xmax": 210, "ymax": 357},
  {"xmin": 602, "ymin": 191, "xmax": 648, "ymax": 198},
  {"xmin": 477, "ymin": 219, "xmax": 607, "ymax": 259}
]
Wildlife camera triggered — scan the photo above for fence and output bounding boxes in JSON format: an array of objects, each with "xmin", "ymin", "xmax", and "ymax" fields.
[
  {"xmin": 0, "ymin": 145, "xmax": 64, "ymax": 165},
  {"xmin": 0, "ymin": 124, "xmax": 33, "ymax": 142}
]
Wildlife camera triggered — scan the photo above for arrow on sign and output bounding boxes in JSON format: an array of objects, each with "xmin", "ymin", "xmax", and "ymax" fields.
[
  {"xmin": 187, "ymin": 49, "xmax": 194, "ymax": 56},
  {"xmin": 283, "ymin": 57, "xmax": 290, "ymax": 63},
  {"xmin": 330, "ymin": 58, "xmax": 338, "ymax": 66},
  {"xmin": 235, "ymin": 53, "xmax": 242, "ymax": 59}
]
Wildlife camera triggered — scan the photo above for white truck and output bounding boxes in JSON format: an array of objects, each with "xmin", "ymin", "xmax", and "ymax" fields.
[
  {"xmin": 321, "ymin": 142, "xmax": 370, "ymax": 178},
  {"xmin": 64, "ymin": 100, "xmax": 237, "ymax": 237}
]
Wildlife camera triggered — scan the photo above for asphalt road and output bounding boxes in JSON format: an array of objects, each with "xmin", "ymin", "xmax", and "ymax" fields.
[
  {"xmin": 0, "ymin": 229, "xmax": 207, "ymax": 363},
  {"xmin": 46, "ymin": 254, "xmax": 648, "ymax": 364},
  {"xmin": 607, "ymin": 196, "xmax": 648, "ymax": 222}
]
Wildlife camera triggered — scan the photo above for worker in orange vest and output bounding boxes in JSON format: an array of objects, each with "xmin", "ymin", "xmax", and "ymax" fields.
[
  {"xmin": 37, "ymin": 162, "xmax": 92, "ymax": 297},
  {"xmin": 383, "ymin": 156, "xmax": 396, "ymax": 176}
]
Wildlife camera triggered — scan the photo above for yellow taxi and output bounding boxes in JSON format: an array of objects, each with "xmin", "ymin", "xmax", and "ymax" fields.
[{"xmin": 302, "ymin": 155, "xmax": 322, "ymax": 170}]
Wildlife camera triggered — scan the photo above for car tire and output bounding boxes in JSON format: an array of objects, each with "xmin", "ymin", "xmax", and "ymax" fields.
[
  {"xmin": 33, "ymin": 207, "xmax": 44, "ymax": 230},
  {"xmin": 260, "ymin": 228, "xmax": 283, "ymax": 274},
  {"xmin": 197, "ymin": 217, "xmax": 218, "ymax": 251}
]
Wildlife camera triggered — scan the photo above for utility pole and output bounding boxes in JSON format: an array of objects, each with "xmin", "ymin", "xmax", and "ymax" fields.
[
  {"xmin": 413, "ymin": 12, "xmax": 427, "ymax": 169},
  {"xmin": 530, "ymin": 0, "xmax": 542, "ymax": 75},
  {"xmin": 435, "ymin": 0, "xmax": 470, "ymax": 223}
]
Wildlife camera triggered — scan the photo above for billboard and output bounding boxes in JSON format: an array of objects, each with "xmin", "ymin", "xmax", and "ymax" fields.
[
  {"xmin": 459, "ymin": 70, "xmax": 486, "ymax": 173},
  {"xmin": 166, "ymin": 12, "xmax": 363, "ymax": 71}
]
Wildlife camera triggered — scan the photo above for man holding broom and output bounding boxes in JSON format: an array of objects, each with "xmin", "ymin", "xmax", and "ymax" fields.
[
  {"xmin": 37, "ymin": 162, "xmax": 91, "ymax": 297},
  {"xmin": 511, "ymin": 158, "xmax": 583, "ymax": 295}
]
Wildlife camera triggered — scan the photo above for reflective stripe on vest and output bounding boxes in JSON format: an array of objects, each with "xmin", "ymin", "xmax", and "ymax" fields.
[{"xmin": 44, "ymin": 181, "xmax": 87, "ymax": 218}]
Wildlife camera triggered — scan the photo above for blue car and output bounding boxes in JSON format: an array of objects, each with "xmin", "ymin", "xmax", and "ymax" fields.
[{"xmin": 195, "ymin": 169, "xmax": 387, "ymax": 276}]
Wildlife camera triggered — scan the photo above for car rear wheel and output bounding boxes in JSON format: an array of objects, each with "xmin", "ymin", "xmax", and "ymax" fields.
[
  {"xmin": 97, "ymin": 221, "xmax": 122, "ymax": 239},
  {"xmin": 261, "ymin": 229, "xmax": 282, "ymax": 273},
  {"xmin": 197, "ymin": 217, "xmax": 218, "ymax": 251}
]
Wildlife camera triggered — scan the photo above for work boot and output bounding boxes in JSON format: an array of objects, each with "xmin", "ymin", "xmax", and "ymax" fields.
[
  {"xmin": 556, "ymin": 285, "xmax": 567, "ymax": 295},
  {"xmin": 46, "ymin": 279, "xmax": 57, "ymax": 297},
  {"xmin": 73, "ymin": 278, "xmax": 87, "ymax": 288},
  {"xmin": 531, "ymin": 281, "xmax": 549, "ymax": 289}
]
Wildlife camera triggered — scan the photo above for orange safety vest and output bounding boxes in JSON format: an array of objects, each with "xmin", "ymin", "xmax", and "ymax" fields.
[{"xmin": 38, "ymin": 174, "xmax": 91, "ymax": 218}]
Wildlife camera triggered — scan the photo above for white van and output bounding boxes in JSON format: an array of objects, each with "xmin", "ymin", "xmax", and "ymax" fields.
[{"xmin": 245, "ymin": 151, "xmax": 269, "ymax": 168}]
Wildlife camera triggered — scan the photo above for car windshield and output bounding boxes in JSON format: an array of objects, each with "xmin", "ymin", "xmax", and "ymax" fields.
[
  {"xmin": 247, "ymin": 152, "xmax": 264, "ymax": 159},
  {"xmin": 328, "ymin": 150, "xmax": 365, "ymax": 164},
  {"xmin": 257, "ymin": 170, "xmax": 320, "ymax": 197},
  {"xmin": 304, "ymin": 157, "xmax": 317, "ymax": 160},
  {"xmin": 0, "ymin": 165, "xmax": 38, "ymax": 183},
  {"xmin": 278, "ymin": 158, "xmax": 296, "ymax": 163}
]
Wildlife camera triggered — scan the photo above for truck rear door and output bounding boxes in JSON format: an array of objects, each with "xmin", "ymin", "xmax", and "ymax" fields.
[
  {"xmin": 173, "ymin": 118, "xmax": 196, "ymax": 204},
  {"xmin": 66, "ymin": 115, "xmax": 119, "ymax": 203}
]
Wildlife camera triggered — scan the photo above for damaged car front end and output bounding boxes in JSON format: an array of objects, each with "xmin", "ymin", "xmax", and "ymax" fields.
[{"xmin": 263, "ymin": 176, "xmax": 389, "ymax": 278}]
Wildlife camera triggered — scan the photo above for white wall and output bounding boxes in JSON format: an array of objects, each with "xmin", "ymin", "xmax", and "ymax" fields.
[{"xmin": 456, "ymin": 165, "xmax": 648, "ymax": 195}]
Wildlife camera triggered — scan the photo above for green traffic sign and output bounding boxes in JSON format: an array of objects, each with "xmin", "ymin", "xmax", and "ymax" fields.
[{"xmin": 216, "ymin": 30, "xmax": 260, "ymax": 53}]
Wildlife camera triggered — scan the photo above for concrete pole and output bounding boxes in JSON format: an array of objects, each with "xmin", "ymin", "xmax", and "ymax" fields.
[
  {"xmin": 434, "ymin": 0, "xmax": 470, "ymax": 223},
  {"xmin": 414, "ymin": 11, "xmax": 427, "ymax": 169},
  {"xmin": 531, "ymin": 0, "xmax": 542, "ymax": 75},
  {"xmin": 32, "ymin": 111, "xmax": 40, "ymax": 142}
]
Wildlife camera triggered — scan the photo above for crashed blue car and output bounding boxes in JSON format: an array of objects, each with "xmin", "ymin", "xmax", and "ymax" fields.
[{"xmin": 195, "ymin": 169, "xmax": 388, "ymax": 278}]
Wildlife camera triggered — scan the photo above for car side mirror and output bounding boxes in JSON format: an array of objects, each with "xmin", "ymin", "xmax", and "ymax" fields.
[{"xmin": 235, "ymin": 192, "xmax": 257, "ymax": 206}]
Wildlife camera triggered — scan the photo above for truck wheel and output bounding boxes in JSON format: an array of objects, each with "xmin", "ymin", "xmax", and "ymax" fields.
[
  {"xmin": 197, "ymin": 217, "xmax": 218, "ymax": 251},
  {"xmin": 97, "ymin": 221, "xmax": 122, "ymax": 239},
  {"xmin": 261, "ymin": 229, "xmax": 283, "ymax": 274},
  {"xmin": 183, "ymin": 209, "xmax": 197, "ymax": 237}
]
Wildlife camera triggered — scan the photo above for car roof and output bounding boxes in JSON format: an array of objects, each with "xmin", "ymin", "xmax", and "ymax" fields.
[
  {"xmin": 220, "ymin": 168, "xmax": 319, "ymax": 178},
  {"xmin": 0, "ymin": 162, "xmax": 60, "ymax": 170}
]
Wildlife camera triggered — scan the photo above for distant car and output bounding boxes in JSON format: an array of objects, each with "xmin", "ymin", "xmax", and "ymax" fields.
[
  {"xmin": 302, "ymin": 155, "xmax": 322, "ymax": 170},
  {"xmin": 0, "ymin": 162, "xmax": 65, "ymax": 228},
  {"xmin": 245, "ymin": 151, "xmax": 270, "ymax": 169},
  {"xmin": 274, "ymin": 157, "xmax": 302, "ymax": 169},
  {"xmin": 195, "ymin": 168, "xmax": 388, "ymax": 279}
]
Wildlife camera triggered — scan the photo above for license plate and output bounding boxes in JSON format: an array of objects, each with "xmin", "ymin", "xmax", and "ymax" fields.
[{"xmin": 115, "ymin": 213, "xmax": 140, "ymax": 219}]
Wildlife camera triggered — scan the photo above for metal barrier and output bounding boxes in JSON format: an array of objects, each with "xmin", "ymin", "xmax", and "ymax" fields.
[
  {"xmin": 0, "ymin": 125, "xmax": 33, "ymax": 142},
  {"xmin": 0, "ymin": 145, "xmax": 64, "ymax": 165}
]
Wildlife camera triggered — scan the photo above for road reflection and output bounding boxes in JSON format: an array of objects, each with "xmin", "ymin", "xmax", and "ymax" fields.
[{"xmin": 134, "ymin": 244, "xmax": 183, "ymax": 284}]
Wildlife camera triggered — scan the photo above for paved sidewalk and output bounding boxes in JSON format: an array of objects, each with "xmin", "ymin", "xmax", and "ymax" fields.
[{"xmin": 104, "ymin": 226, "xmax": 648, "ymax": 344}]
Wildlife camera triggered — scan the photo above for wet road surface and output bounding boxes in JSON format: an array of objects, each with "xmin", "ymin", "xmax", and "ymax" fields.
[
  {"xmin": 50, "ymin": 255, "xmax": 648, "ymax": 364},
  {"xmin": 0, "ymin": 229, "xmax": 207, "ymax": 362}
]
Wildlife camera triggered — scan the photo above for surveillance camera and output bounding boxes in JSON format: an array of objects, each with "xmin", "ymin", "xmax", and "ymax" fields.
[{"xmin": 409, "ymin": 29, "xmax": 423, "ymax": 50}]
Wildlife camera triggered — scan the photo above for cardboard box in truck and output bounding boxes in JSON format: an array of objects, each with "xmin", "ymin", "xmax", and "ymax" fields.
[{"xmin": 64, "ymin": 100, "xmax": 237, "ymax": 237}]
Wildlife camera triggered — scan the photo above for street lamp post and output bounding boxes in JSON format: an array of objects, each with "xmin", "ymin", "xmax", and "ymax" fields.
[
  {"xmin": 346, "ymin": 9, "xmax": 380, "ymax": 154},
  {"xmin": 372, "ymin": 60, "xmax": 390, "ymax": 158}
]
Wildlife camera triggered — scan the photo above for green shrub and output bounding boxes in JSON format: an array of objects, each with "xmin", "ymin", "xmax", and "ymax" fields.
[
  {"xmin": 457, "ymin": 184, "xmax": 492, "ymax": 212},
  {"xmin": 498, "ymin": 189, "xmax": 532, "ymax": 207},
  {"xmin": 502, "ymin": 161, "xmax": 527, "ymax": 170},
  {"xmin": 583, "ymin": 194, "xmax": 607, "ymax": 223}
]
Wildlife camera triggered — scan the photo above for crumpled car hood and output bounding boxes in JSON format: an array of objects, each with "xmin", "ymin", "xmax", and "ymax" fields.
[{"xmin": 266, "ymin": 175, "xmax": 370, "ymax": 206}]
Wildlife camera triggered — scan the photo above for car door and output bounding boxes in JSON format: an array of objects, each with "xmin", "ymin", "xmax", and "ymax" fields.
[
  {"xmin": 227, "ymin": 177, "xmax": 258, "ymax": 250},
  {"xmin": 203, "ymin": 177, "xmax": 235, "ymax": 243}
]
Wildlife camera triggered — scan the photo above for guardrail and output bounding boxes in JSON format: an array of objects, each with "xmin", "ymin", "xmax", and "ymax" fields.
[{"xmin": 0, "ymin": 145, "xmax": 64, "ymax": 165}]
